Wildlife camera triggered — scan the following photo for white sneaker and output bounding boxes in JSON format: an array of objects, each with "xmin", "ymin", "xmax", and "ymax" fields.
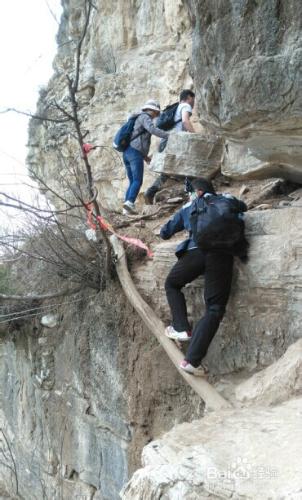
[
  {"xmin": 165, "ymin": 325, "xmax": 192, "ymax": 342},
  {"xmin": 123, "ymin": 200, "xmax": 138, "ymax": 214},
  {"xmin": 180, "ymin": 360, "xmax": 207, "ymax": 376}
]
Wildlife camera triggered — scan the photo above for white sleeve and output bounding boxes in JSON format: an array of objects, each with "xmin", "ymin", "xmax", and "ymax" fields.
[{"xmin": 181, "ymin": 103, "xmax": 192, "ymax": 118}]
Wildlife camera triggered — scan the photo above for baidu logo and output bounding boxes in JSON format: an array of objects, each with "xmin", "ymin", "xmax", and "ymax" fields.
[
  {"xmin": 206, "ymin": 455, "xmax": 278, "ymax": 488},
  {"xmin": 229, "ymin": 456, "xmax": 252, "ymax": 480}
]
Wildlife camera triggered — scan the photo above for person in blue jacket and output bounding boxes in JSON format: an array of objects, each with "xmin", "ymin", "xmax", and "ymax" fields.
[{"xmin": 160, "ymin": 178, "xmax": 247, "ymax": 375}]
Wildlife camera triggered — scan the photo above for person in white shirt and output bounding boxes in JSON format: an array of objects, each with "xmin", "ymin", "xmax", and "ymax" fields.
[
  {"xmin": 173, "ymin": 89, "xmax": 195, "ymax": 132},
  {"xmin": 144, "ymin": 89, "xmax": 195, "ymax": 204}
]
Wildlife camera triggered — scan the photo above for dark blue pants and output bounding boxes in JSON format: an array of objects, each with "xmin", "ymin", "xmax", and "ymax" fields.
[
  {"xmin": 123, "ymin": 146, "xmax": 144, "ymax": 203},
  {"xmin": 145, "ymin": 174, "xmax": 168, "ymax": 200},
  {"xmin": 165, "ymin": 248, "xmax": 233, "ymax": 367}
]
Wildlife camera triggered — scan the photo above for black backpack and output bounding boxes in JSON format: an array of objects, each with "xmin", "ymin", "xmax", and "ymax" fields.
[
  {"xmin": 156, "ymin": 102, "xmax": 181, "ymax": 131},
  {"xmin": 190, "ymin": 194, "xmax": 248, "ymax": 257}
]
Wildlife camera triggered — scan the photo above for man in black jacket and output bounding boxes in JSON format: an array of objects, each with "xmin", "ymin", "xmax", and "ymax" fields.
[{"xmin": 160, "ymin": 178, "xmax": 247, "ymax": 375}]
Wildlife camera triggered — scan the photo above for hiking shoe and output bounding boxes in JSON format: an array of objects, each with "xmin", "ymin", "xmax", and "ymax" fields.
[
  {"xmin": 123, "ymin": 200, "xmax": 138, "ymax": 214},
  {"xmin": 180, "ymin": 360, "xmax": 195, "ymax": 374},
  {"xmin": 143, "ymin": 192, "xmax": 154, "ymax": 205},
  {"xmin": 180, "ymin": 360, "xmax": 208, "ymax": 376},
  {"xmin": 165, "ymin": 325, "xmax": 192, "ymax": 342}
]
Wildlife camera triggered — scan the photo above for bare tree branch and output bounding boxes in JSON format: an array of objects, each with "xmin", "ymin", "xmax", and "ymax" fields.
[
  {"xmin": 64, "ymin": 3, "xmax": 112, "ymax": 275},
  {"xmin": 0, "ymin": 190, "xmax": 85, "ymax": 239},
  {"xmin": 0, "ymin": 107, "xmax": 70, "ymax": 124},
  {"xmin": 51, "ymin": 100, "xmax": 75, "ymax": 122},
  {"xmin": 53, "ymin": 219, "xmax": 88, "ymax": 262},
  {"xmin": 28, "ymin": 167, "xmax": 81, "ymax": 208},
  {"xmin": 72, "ymin": 0, "xmax": 93, "ymax": 92},
  {"xmin": 0, "ymin": 429, "xmax": 19, "ymax": 495},
  {"xmin": 43, "ymin": 0, "xmax": 60, "ymax": 25},
  {"xmin": 0, "ymin": 0, "xmax": 110, "ymax": 302},
  {"xmin": 0, "ymin": 200, "xmax": 55, "ymax": 222},
  {"xmin": 0, "ymin": 285, "xmax": 83, "ymax": 301}
]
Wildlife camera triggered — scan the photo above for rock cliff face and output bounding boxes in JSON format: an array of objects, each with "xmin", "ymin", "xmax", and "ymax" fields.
[
  {"xmin": 1, "ymin": 1, "xmax": 203, "ymax": 499},
  {"xmin": 188, "ymin": 0, "xmax": 302, "ymax": 181},
  {"xmin": 121, "ymin": 1, "xmax": 302, "ymax": 497},
  {"xmin": 0, "ymin": 286, "xmax": 202, "ymax": 499},
  {"xmin": 1, "ymin": 0, "xmax": 302, "ymax": 499},
  {"xmin": 27, "ymin": 0, "xmax": 194, "ymax": 211},
  {"xmin": 121, "ymin": 396, "xmax": 302, "ymax": 499}
]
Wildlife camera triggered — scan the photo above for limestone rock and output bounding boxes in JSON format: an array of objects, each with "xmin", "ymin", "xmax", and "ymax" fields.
[
  {"xmin": 16, "ymin": 1, "xmax": 302, "ymax": 499},
  {"xmin": 236, "ymin": 339, "xmax": 302, "ymax": 406},
  {"xmin": 239, "ymin": 178, "xmax": 285, "ymax": 208},
  {"xmin": 27, "ymin": 0, "xmax": 193, "ymax": 211},
  {"xmin": 85, "ymin": 228, "xmax": 97, "ymax": 242},
  {"xmin": 0, "ymin": 285, "xmax": 202, "ymax": 499},
  {"xmin": 150, "ymin": 132, "xmax": 223, "ymax": 178},
  {"xmin": 121, "ymin": 398, "xmax": 302, "ymax": 499},
  {"xmin": 166, "ymin": 196, "xmax": 183, "ymax": 204},
  {"xmin": 222, "ymin": 142, "xmax": 273, "ymax": 180},
  {"xmin": 189, "ymin": 0, "xmax": 302, "ymax": 179},
  {"xmin": 222, "ymin": 141, "xmax": 302, "ymax": 182},
  {"xmin": 289, "ymin": 187, "xmax": 302, "ymax": 200},
  {"xmin": 41, "ymin": 314, "xmax": 60, "ymax": 328}
]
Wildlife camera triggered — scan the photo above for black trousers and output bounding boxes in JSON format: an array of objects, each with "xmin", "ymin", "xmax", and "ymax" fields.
[
  {"xmin": 145, "ymin": 174, "xmax": 168, "ymax": 199},
  {"xmin": 165, "ymin": 248, "xmax": 233, "ymax": 367}
]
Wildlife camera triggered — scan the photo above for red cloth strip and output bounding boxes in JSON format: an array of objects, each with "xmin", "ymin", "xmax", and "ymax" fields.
[
  {"xmin": 82, "ymin": 143, "xmax": 95, "ymax": 155},
  {"xmin": 85, "ymin": 203, "xmax": 153, "ymax": 258}
]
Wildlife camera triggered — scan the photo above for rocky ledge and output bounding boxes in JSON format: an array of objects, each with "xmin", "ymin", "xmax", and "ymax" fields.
[{"xmin": 121, "ymin": 396, "xmax": 302, "ymax": 499}]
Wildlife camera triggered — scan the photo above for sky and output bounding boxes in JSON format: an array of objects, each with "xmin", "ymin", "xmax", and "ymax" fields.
[{"xmin": 0, "ymin": 0, "xmax": 62, "ymax": 229}]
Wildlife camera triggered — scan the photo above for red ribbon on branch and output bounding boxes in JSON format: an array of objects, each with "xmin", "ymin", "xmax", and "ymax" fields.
[
  {"xmin": 85, "ymin": 203, "xmax": 154, "ymax": 258},
  {"xmin": 82, "ymin": 143, "xmax": 96, "ymax": 156}
]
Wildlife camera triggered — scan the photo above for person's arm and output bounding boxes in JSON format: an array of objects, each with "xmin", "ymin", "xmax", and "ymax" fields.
[
  {"xmin": 141, "ymin": 114, "xmax": 169, "ymax": 139},
  {"xmin": 160, "ymin": 209, "xmax": 185, "ymax": 240},
  {"xmin": 182, "ymin": 110, "xmax": 195, "ymax": 132}
]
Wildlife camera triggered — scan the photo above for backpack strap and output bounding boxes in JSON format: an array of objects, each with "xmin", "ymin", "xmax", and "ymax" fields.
[
  {"xmin": 190, "ymin": 196, "xmax": 204, "ymax": 212},
  {"xmin": 174, "ymin": 102, "xmax": 191, "ymax": 127},
  {"xmin": 130, "ymin": 112, "xmax": 148, "ymax": 143},
  {"xmin": 130, "ymin": 128, "xmax": 145, "ymax": 143}
]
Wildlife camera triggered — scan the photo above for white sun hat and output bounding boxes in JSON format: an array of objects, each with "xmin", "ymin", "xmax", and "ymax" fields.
[{"xmin": 141, "ymin": 99, "xmax": 161, "ymax": 112}]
